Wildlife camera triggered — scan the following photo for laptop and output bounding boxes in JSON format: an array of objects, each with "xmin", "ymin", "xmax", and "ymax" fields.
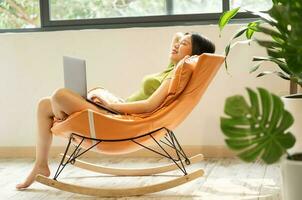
[{"xmin": 63, "ymin": 56, "xmax": 121, "ymax": 114}]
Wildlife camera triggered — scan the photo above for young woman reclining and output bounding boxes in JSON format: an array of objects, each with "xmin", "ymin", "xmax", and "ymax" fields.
[{"xmin": 16, "ymin": 31, "xmax": 215, "ymax": 189}]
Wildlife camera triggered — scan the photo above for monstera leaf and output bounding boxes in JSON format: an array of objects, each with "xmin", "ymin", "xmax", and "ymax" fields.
[{"xmin": 220, "ymin": 88, "xmax": 295, "ymax": 164}]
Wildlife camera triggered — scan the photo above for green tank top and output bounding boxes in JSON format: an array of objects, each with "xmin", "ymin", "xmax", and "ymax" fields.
[{"xmin": 125, "ymin": 63, "xmax": 175, "ymax": 102}]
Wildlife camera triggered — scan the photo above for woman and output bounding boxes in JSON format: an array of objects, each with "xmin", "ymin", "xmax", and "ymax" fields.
[{"xmin": 16, "ymin": 32, "xmax": 215, "ymax": 189}]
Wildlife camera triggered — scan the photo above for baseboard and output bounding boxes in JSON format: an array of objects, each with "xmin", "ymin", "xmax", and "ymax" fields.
[{"xmin": 0, "ymin": 145, "xmax": 235, "ymax": 159}]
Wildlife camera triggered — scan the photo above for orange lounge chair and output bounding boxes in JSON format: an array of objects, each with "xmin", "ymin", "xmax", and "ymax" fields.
[{"xmin": 35, "ymin": 53, "xmax": 225, "ymax": 197}]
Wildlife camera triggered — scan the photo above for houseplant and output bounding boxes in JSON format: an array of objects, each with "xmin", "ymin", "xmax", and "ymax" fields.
[
  {"xmin": 220, "ymin": 87, "xmax": 302, "ymax": 200},
  {"xmin": 218, "ymin": 0, "xmax": 302, "ymax": 153}
]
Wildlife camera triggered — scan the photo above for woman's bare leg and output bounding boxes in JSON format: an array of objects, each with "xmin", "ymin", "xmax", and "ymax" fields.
[
  {"xmin": 49, "ymin": 88, "xmax": 108, "ymax": 116},
  {"xmin": 16, "ymin": 88, "xmax": 106, "ymax": 189},
  {"xmin": 16, "ymin": 97, "xmax": 55, "ymax": 189}
]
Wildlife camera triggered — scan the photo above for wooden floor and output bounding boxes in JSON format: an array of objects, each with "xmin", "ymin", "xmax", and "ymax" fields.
[{"xmin": 0, "ymin": 157, "xmax": 281, "ymax": 200}]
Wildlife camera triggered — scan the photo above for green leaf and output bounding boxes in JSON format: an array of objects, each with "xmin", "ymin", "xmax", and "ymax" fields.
[
  {"xmin": 258, "ymin": 88, "xmax": 271, "ymax": 127},
  {"xmin": 221, "ymin": 117, "xmax": 250, "ymax": 126},
  {"xmin": 238, "ymin": 142, "xmax": 266, "ymax": 162},
  {"xmin": 232, "ymin": 26, "xmax": 248, "ymax": 40},
  {"xmin": 249, "ymin": 62, "xmax": 264, "ymax": 73},
  {"xmin": 224, "ymin": 95, "xmax": 250, "ymax": 118},
  {"xmin": 221, "ymin": 125, "xmax": 261, "ymax": 138},
  {"xmin": 275, "ymin": 132, "xmax": 296, "ymax": 149},
  {"xmin": 261, "ymin": 140, "xmax": 284, "ymax": 164},
  {"xmin": 246, "ymin": 28, "xmax": 254, "ymax": 39},
  {"xmin": 275, "ymin": 110, "xmax": 294, "ymax": 134},
  {"xmin": 246, "ymin": 88, "xmax": 260, "ymax": 117},
  {"xmin": 219, "ymin": 7, "xmax": 240, "ymax": 33},
  {"xmin": 271, "ymin": 34, "xmax": 285, "ymax": 44},
  {"xmin": 225, "ymin": 43, "xmax": 231, "ymax": 57},
  {"xmin": 256, "ymin": 71, "xmax": 290, "ymax": 80},
  {"xmin": 252, "ymin": 56, "xmax": 291, "ymax": 75},
  {"xmin": 220, "ymin": 88, "xmax": 295, "ymax": 163},
  {"xmin": 246, "ymin": 21, "xmax": 261, "ymax": 39},
  {"xmin": 244, "ymin": 9, "xmax": 278, "ymax": 26},
  {"xmin": 225, "ymin": 137, "xmax": 263, "ymax": 150},
  {"xmin": 251, "ymin": 25, "xmax": 285, "ymax": 41},
  {"xmin": 267, "ymin": 48, "xmax": 283, "ymax": 58},
  {"xmin": 255, "ymin": 39, "xmax": 282, "ymax": 48},
  {"xmin": 267, "ymin": 94, "xmax": 283, "ymax": 132}
]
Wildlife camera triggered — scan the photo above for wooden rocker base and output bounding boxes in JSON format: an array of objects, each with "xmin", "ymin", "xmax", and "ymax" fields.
[
  {"xmin": 59, "ymin": 153, "xmax": 204, "ymax": 176},
  {"xmin": 35, "ymin": 169, "xmax": 203, "ymax": 197}
]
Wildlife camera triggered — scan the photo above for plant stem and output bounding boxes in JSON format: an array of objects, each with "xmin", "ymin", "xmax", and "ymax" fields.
[{"xmin": 290, "ymin": 79, "xmax": 298, "ymax": 94}]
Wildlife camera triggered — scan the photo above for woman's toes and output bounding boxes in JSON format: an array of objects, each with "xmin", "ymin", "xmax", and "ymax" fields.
[{"xmin": 16, "ymin": 166, "xmax": 50, "ymax": 190}]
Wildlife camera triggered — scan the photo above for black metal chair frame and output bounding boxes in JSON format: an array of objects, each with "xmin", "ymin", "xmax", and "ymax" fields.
[{"xmin": 53, "ymin": 127, "xmax": 191, "ymax": 180}]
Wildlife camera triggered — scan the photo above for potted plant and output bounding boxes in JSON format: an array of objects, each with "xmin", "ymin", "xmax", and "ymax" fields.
[
  {"xmin": 218, "ymin": 0, "xmax": 302, "ymax": 153},
  {"xmin": 220, "ymin": 87, "xmax": 302, "ymax": 200}
]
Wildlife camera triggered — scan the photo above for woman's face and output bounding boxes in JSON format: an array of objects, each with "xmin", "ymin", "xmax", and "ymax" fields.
[{"xmin": 169, "ymin": 34, "xmax": 192, "ymax": 65}]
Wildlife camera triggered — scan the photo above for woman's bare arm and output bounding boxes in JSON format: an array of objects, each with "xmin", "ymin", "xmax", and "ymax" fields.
[{"xmin": 109, "ymin": 78, "xmax": 172, "ymax": 114}]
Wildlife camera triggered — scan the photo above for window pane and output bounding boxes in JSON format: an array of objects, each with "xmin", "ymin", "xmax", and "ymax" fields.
[
  {"xmin": 0, "ymin": 0, "xmax": 40, "ymax": 29},
  {"xmin": 50, "ymin": 0, "xmax": 166, "ymax": 20},
  {"xmin": 230, "ymin": 0, "xmax": 273, "ymax": 11},
  {"xmin": 173, "ymin": 0, "xmax": 222, "ymax": 14}
]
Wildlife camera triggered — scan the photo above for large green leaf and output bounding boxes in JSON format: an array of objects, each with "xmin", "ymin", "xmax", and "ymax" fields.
[
  {"xmin": 218, "ymin": 7, "xmax": 240, "ymax": 33},
  {"xmin": 220, "ymin": 88, "xmax": 295, "ymax": 164}
]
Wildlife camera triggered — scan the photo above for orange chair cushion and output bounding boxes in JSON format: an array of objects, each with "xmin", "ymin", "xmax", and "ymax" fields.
[
  {"xmin": 168, "ymin": 60, "xmax": 193, "ymax": 96},
  {"xmin": 166, "ymin": 58, "xmax": 194, "ymax": 101}
]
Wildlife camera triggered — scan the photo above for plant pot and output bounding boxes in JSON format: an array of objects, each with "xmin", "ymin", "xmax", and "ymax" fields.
[
  {"xmin": 281, "ymin": 153, "xmax": 302, "ymax": 200},
  {"xmin": 281, "ymin": 94, "xmax": 302, "ymax": 153}
]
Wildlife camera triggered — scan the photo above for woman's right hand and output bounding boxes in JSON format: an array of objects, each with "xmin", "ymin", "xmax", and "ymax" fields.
[
  {"xmin": 90, "ymin": 95, "xmax": 110, "ymax": 107},
  {"xmin": 175, "ymin": 55, "xmax": 190, "ymax": 68}
]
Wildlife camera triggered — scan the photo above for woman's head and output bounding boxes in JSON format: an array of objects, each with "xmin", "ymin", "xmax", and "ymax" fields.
[{"xmin": 169, "ymin": 32, "xmax": 215, "ymax": 65}]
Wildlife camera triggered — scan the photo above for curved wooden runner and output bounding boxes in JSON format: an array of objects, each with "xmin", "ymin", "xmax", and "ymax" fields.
[
  {"xmin": 35, "ymin": 169, "xmax": 203, "ymax": 197},
  {"xmin": 59, "ymin": 153, "xmax": 204, "ymax": 176}
]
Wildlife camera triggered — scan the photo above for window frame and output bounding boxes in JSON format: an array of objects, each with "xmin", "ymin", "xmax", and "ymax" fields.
[{"xmin": 0, "ymin": 0, "xmax": 261, "ymax": 33}]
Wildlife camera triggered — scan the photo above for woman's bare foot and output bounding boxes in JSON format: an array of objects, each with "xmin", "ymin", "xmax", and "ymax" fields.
[{"xmin": 16, "ymin": 164, "xmax": 50, "ymax": 189}]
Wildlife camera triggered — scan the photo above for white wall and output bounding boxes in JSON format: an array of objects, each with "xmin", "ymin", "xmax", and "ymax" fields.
[{"xmin": 0, "ymin": 24, "xmax": 288, "ymax": 147}]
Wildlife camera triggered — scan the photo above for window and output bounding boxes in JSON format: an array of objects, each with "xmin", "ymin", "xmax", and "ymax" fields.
[
  {"xmin": 0, "ymin": 0, "xmax": 40, "ymax": 29},
  {"xmin": 0, "ymin": 0, "xmax": 271, "ymax": 32},
  {"xmin": 173, "ymin": 0, "xmax": 222, "ymax": 14},
  {"xmin": 49, "ymin": 0, "xmax": 166, "ymax": 20},
  {"xmin": 230, "ymin": 0, "xmax": 272, "ymax": 12},
  {"xmin": 49, "ymin": 0, "xmax": 223, "ymax": 20}
]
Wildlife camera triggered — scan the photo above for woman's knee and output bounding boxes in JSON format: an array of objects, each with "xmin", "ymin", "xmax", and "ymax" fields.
[
  {"xmin": 37, "ymin": 97, "xmax": 52, "ymax": 114},
  {"xmin": 51, "ymin": 88, "xmax": 70, "ymax": 103}
]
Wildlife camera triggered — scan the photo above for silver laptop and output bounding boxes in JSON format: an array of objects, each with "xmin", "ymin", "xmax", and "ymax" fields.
[
  {"xmin": 63, "ymin": 56, "xmax": 87, "ymax": 98},
  {"xmin": 63, "ymin": 56, "xmax": 120, "ymax": 114}
]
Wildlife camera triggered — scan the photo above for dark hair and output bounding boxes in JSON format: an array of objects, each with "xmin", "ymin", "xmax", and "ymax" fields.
[{"xmin": 185, "ymin": 32, "xmax": 215, "ymax": 55}]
